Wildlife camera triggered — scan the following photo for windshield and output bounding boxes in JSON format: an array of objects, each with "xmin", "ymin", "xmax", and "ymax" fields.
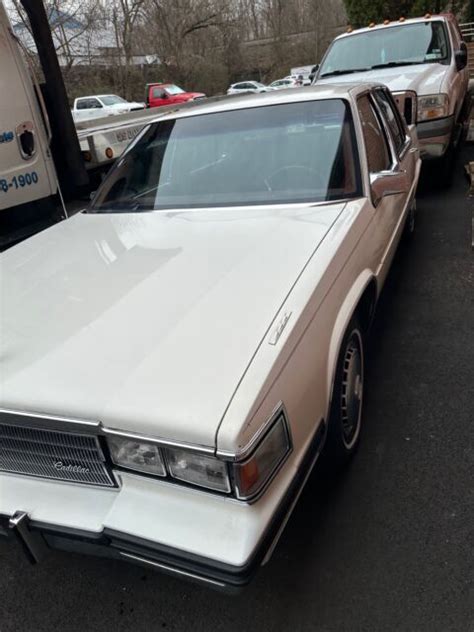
[
  {"xmin": 100, "ymin": 95, "xmax": 127, "ymax": 105},
  {"xmin": 320, "ymin": 21, "xmax": 450, "ymax": 76},
  {"xmin": 165, "ymin": 85, "xmax": 185, "ymax": 95},
  {"xmin": 90, "ymin": 100, "xmax": 362, "ymax": 212}
]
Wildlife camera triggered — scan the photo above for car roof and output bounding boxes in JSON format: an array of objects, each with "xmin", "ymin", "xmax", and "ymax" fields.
[
  {"xmin": 78, "ymin": 94, "xmax": 121, "ymax": 99},
  {"xmin": 334, "ymin": 14, "xmax": 448, "ymax": 40},
  {"xmin": 148, "ymin": 83, "xmax": 379, "ymax": 123}
]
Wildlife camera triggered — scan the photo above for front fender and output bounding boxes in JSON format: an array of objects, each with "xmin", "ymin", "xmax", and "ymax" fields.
[{"xmin": 325, "ymin": 270, "xmax": 376, "ymax": 417}]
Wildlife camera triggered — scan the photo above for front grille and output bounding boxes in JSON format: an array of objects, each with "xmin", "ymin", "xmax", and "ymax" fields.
[
  {"xmin": 392, "ymin": 91, "xmax": 417, "ymax": 125},
  {"xmin": 0, "ymin": 423, "xmax": 115, "ymax": 487}
]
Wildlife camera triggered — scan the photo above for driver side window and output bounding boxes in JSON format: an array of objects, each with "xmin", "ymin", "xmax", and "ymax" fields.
[{"xmin": 357, "ymin": 95, "xmax": 391, "ymax": 173}]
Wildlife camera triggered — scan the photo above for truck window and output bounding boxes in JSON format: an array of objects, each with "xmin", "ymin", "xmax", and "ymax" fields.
[
  {"xmin": 152, "ymin": 88, "xmax": 167, "ymax": 99},
  {"xmin": 77, "ymin": 98, "xmax": 102, "ymax": 110},
  {"xmin": 373, "ymin": 89, "xmax": 406, "ymax": 155},
  {"xmin": 357, "ymin": 95, "xmax": 391, "ymax": 173}
]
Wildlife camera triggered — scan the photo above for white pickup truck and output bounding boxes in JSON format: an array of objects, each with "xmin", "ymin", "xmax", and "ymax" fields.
[
  {"xmin": 71, "ymin": 95, "xmax": 145, "ymax": 123},
  {"xmin": 315, "ymin": 14, "xmax": 471, "ymax": 169}
]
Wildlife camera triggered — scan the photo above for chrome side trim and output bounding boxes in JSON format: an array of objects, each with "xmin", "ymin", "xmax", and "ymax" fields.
[{"xmin": 119, "ymin": 551, "xmax": 226, "ymax": 588}]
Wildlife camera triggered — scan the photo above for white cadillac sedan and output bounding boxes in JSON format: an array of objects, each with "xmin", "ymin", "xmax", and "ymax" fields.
[{"xmin": 0, "ymin": 84, "xmax": 420, "ymax": 590}]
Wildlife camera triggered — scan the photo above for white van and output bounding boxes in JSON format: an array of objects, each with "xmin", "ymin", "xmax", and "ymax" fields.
[
  {"xmin": 0, "ymin": 1, "xmax": 59, "ymax": 217},
  {"xmin": 315, "ymin": 14, "xmax": 470, "ymax": 165}
]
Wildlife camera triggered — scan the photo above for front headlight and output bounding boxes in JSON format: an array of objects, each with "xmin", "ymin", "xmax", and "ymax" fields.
[
  {"xmin": 108, "ymin": 435, "xmax": 166, "ymax": 476},
  {"xmin": 417, "ymin": 94, "xmax": 449, "ymax": 121},
  {"xmin": 105, "ymin": 410, "xmax": 291, "ymax": 499},
  {"xmin": 165, "ymin": 449, "xmax": 231, "ymax": 492},
  {"xmin": 106, "ymin": 433, "xmax": 231, "ymax": 493}
]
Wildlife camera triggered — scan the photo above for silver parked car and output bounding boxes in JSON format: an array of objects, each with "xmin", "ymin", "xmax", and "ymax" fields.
[{"xmin": 227, "ymin": 80, "xmax": 267, "ymax": 95}]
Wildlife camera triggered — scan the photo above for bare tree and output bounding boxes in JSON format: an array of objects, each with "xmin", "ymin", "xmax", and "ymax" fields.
[
  {"xmin": 109, "ymin": 0, "xmax": 147, "ymax": 97},
  {"xmin": 10, "ymin": 0, "xmax": 103, "ymax": 73}
]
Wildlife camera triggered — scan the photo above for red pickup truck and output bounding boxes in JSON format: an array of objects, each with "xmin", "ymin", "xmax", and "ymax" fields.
[{"xmin": 146, "ymin": 83, "xmax": 205, "ymax": 108}]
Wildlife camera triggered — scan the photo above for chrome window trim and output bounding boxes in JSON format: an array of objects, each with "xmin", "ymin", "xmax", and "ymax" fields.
[
  {"xmin": 355, "ymin": 90, "xmax": 397, "ymax": 185},
  {"xmin": 375, "ymin": 88, "xmax": 412, "ymax": 160},
  {"xmin": 367, "ymin": 91, "xmax": 400, "ymax": 172}
]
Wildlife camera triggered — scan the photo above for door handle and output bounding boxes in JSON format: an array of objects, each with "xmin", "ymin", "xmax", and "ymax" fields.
[{"xmin": 15, "ymin": 122, "xmax": 36, "ymax": 160}]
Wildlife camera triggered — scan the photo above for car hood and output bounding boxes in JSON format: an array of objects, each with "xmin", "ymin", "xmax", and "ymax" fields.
[
  {"xmin": 109, "ymin": 102, "xmax": 142, "ymax": 110},
  {"xmin": 0, "ymin": 204, "xmax": 344, "ymax": 446},
  {"xmin": 317, "ymin": 62, "xmax": 447, "ymax": 95},
  {"xmin": 178, "ymin": 92, "xmax": 205, "ymax": 101}
]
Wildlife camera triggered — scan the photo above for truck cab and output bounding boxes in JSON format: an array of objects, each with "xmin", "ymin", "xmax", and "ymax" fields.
[
  {"xmin": 72, "ymin": 95, "xmax": 145, "ymax": 123},
  {"xmin": 146, "ymin": 83, "xmax": 205, "ymax": 109},
  {"xmin": 315, "ymin": 14, "xmax": 470, "ymax": 162},
  {"xmin": 0, "ymin": 1, "xmax": 60, "ymax": 228}
]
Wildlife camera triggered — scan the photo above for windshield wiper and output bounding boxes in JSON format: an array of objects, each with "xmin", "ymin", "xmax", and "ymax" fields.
[
  {"xmin": 370, "ymin": 61, "xmax": 422, "ymax": 69},
  {"xmin": 319, "ymin": 68, "xmax": 370, "ymax": 77},
  {"xmin": 90, "ymin": 198, "xmax": 150, "ymax": 213}
]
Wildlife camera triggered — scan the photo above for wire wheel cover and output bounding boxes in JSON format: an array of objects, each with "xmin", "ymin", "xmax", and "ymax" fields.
[{"xmin": 340, "ymin": 333, "xmax": 363, "ymax": 449}]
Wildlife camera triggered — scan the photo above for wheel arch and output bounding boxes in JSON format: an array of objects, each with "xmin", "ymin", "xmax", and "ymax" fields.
[{"xmin": 325, "ymin": 271, "xmax": 377, "ymax": 420}]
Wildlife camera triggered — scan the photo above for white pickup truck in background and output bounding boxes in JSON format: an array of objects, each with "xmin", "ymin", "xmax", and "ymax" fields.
[
  {"xmin": 71, "ymin": 95, "xmax": 145, "ymax": 123},
  {"xmin": 315, "ymin": 13, "xmax": 471, "ymax": 172}
]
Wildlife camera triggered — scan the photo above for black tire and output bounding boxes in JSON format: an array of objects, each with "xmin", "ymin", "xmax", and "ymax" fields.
[{"xmin": 324, "ymin": 317, "xmax": 365, "ymax": 470}]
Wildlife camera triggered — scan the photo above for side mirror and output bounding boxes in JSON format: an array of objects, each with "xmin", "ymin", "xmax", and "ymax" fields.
[
  {"xmin": 370, "ymin": 170, "xmax": 409, "ymax": 207},
  {"xmin": 161, "ymin": 92, "xmax": 169, "ymax": 99},
  {"xmin": 455, "ymin": 45, "xmax": 468, "ymax": 71},
  {"xmin": 309, "ymin": 64, "xmax": 319, "ymax": 83}
]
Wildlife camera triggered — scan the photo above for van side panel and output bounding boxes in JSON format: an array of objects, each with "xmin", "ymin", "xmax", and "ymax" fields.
[{"xmin": 0, "ymin": 3, "xmax": 58, "ymax": 212}]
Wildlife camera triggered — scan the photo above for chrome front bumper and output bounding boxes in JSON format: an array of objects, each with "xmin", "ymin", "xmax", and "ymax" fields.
[{"xmin": 0, "ymin": 423, "xmax": 326, "ymax": 591}]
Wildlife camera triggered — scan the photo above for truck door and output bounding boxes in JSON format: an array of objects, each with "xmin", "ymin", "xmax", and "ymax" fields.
[
  {"xmin": 149, "ymin": 86, "xmax": 169, "ymax": 108},
  {"xmin": 0, "ymin": 2, "xmax": 58, "ymax": 212},
  {"xmin": 74, "ymin": 97, "xmax": 106, "ymax": 122}
]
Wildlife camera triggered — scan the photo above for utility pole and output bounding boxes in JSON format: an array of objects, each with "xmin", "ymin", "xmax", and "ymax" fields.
[{"xmin": 19, "ymin": 0, "xmax": 89, "ymax": 195}]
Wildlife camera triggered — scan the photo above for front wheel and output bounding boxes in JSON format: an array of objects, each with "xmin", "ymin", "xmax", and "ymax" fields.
[{"xmin": 325, "ymin": 318, "xmax": 365, "ymax": 469}]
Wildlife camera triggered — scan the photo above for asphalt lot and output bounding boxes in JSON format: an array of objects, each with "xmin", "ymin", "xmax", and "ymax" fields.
[{"xmin": 1, "ymin": 144, "xmax": 473, "ymax": 632}]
